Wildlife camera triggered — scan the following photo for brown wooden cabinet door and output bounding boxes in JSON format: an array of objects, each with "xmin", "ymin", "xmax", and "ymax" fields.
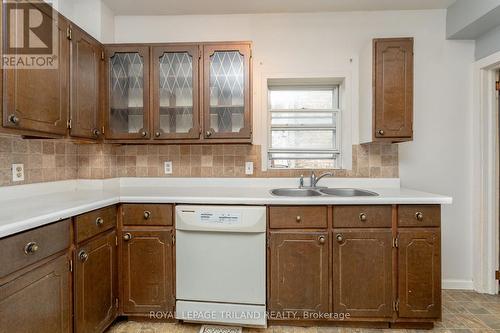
[
  {"xmin": 332, "ymin": 229, "xmax": 393, "ymax": 318},
  {"xmin": 104, "ymin": 45, "xmax": 150, "ymax": 140},
  {"xmin": 70, "ymin": 26, "xmax": 102, "ymax": 139},
  {"xmin": 268, "ymin": 231, "xmax": 329, "ymax": 316},
  {"xmin": 373, "ymin": 38, "xmax": 413, "ymax": 140},
  {"xmin": 75, "ymin": 231, "xmax": 117, "ymax": 333},
  {"xmin": 0, "ymin": 255, "xmax": 71, "ymax": 333},
  {"xmin": 202, "ymin": 43, "xmax": 252, "ymax": 140},
  {"xmin": 121, "ymin": 229, "xmax": 174, "ymax": 314},
  {"xmin": 152, "ymin": 45, "xmax": 200, "ymax": 140},
  {"xmin": 2, "ymin": 3, "xmax": 69, "ymax": 136},
  {"xmin": 398, "ymin": 229, "xmax": 441, "ymax": 319}
]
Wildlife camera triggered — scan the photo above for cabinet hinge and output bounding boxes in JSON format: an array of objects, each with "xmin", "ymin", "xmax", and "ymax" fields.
[
  {"xmin": 393, "ymin": 299, "xmax": 399, "ymax": 312},
  {"xmin": 496, "ymin": 81, "xmax": 500, "ymax": 91},
  {"xmin": 115, "ymin": 298, "xmax": 119, "ymax": 308},
  {"xmin": 67, "ymin": 118, "xmax": 72, "ymax": 129},
  {"xmin": 101, "ymin": 126, "xmax": 105, "ymax": 135},
  {"xmin": 266, "ymin": 236, "xmax": 270, "ymax": 248},
  {"xmin": 115, "ymin": 236, "xmax": 118, "ymax": 247},
  {"xmin": 101, "ymin": 50, "xmax": 105, "ymax": 60},
  {"xmin": 393, "ymin": 235, "xmax": 399, "ymax": 248},
  {"xmin": 69, "ymin": 259, "xmax": 73, "ymax": 272},
  {"xmin": 172, "ymin": 234, "xmax": 176, "ymax": 246},
  {"xmin": 66, "ymin": 27, "xmax": 72, "ymax": 40}
]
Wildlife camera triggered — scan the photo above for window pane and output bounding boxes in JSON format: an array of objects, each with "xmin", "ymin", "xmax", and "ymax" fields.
[
  {"xmin": 271, "ymin": 112, "xmax": 337, "ymax": 127},
  {"xmin": 270, "ymin": 159, "xmax": 337, "ymax": 169},
  {"xmin": 271, "ymin": 129, "xmax": 336, "ymax": 150},
  {"xmin": 269, "ymin": 89, "xmax": 338, "ymax": 110}
]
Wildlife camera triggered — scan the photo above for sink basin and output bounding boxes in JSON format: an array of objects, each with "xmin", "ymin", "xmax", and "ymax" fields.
[
  {"xmin": 270, "ymin": 188, "xmax": 322, "ymax": 197},
  {"xmin": 319, "ymin": 188, "xmax": 379, "ymax": 197}
]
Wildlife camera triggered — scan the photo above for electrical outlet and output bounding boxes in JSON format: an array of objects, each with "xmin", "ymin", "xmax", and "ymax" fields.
[
  {"xmin": 245, "ymin": 161, "xmax": 254, "ymax": 175},
  {"xmin": 164, "ymin": 161, "xmax": 173, "ymax": 174},
  {"xmin": 12, "ymin": 163, "xmax": 24, "ymax": 182}
]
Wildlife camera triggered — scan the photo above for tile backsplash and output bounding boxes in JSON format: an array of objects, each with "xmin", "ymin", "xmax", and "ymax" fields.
[{"xmin": 0, "ymin": 133, "xmax": 398, "ymax": 186}]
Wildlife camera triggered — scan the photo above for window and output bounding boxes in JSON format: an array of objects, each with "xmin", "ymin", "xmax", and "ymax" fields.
[{"xmin": 268, "ymin": 82, "xmax": 341, "ymax": 169}]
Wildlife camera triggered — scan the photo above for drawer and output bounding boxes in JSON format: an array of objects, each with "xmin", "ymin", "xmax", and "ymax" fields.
[
  {"xmin": 122, "ymin": 204, "xmax": 173, "ymax": 226},
  {"xmin": 75, "ymin": 206, "xmax": 116, "ymax": 243},
  {"xmin": 0, "ymin": 221, "xmax": 70, "ymax": 278},
  {"xmin": 398, "ymin": 205, "xmax": 440, "ymax": 227},
  {"xmin": 269, "ymin": 206, "xmax": 328, "ymax": 229},
  {"xmin": 333, "ymin": 206, "xmax": 392, "ymax": 228}
]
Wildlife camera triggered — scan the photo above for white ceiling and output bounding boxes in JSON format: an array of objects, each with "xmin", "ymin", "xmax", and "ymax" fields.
[{"xmin": 103, "ymin": 0, "xmax": 456, "ymax": 16}]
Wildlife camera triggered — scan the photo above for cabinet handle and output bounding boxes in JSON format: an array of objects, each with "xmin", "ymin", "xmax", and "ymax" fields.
[
  {"xmin": 140, "ymin": 130, "xmax": 147, "ymax": 137},
  {"xmin": 155, "ymin": 131, "xmax": 161, "ymax": 138},
  {"xmin": 78, "ymin": 250, "xmax": 88, "ymax": 262},
  {"xmin": 336, "ymin": 234, "xmax": 344, "ymax": 243},
  {"xmin": 318, "ymin": 235, "xmax": 326, "ymax": 244},
  {"xmin": 123, "ymin": 233, "xmax": 132, "ymax": 241},
  {"xmin": 92, "ymin": 128, "xmax": 101, "ymax": 137},
  {"xmin": 95, "ymin": 217, "xmax": 104, "ymax": 226},
  {"xmin": 415, "ymin": 212, "xmax": 424, "ymax": 221},
  {"xmin": 359, "ymin": 213, "xmax": 367, "ymax": 222},
  {"xmin": 296, "ymin": 215, "xmax": 302, "ymax": 223},
  {"xmin": 206, "ymin": 131, "xmax": 212, "ymax": 137},
  {"xmin": 24, "ymin": 242, "xmax": 39, "ymax": 255},
  {"xmin": 8, "ymin": 114, "xmax": 19, "ymax": 125},
  {"xmin": 144, "ymin": 211, "xmax": 151, "ymax": 220},
  {"xmin": 378, "ymin": 129, "xmax": 385, "ymax": 136}
]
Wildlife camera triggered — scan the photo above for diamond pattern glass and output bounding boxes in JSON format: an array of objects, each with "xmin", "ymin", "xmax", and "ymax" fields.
[
  {"xmin": 209, "ymin": 51, "xmax": 245, "ymax": 133},
  {"xmin": 158, "ymin": 52, "xmax": 194, "ymax": 134},
  {"xmin": 109, "ymin": 52, "xmax": 144, "ymax": 134}
]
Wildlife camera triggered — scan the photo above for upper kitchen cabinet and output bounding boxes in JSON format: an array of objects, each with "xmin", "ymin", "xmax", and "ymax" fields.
[
  {"xmin": 203, "ymin": 43, "xmax": 252, "ymax": 141},
  {"xmin": 360, "ymin": 38, "xmax": 414, "ymax": 143},
  {"xmin": 104, "ymin": 45, "xmax": 150, "ymax": 140},
  {"xmin": 152, "ymin": 45, "xmax": 200, "ymax": 139},
  {"xmin": 69, "ymin": 25, "xmax": 103, "ymax": 140},
  {"xmin": 2, "ymin": 2, "xmax": 70, "ymax": 136}
]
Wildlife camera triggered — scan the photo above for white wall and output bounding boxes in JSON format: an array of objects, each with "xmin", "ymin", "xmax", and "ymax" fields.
[{"xmin": 114, "ymin": 10, "xmax": 475, "ymax": 287}]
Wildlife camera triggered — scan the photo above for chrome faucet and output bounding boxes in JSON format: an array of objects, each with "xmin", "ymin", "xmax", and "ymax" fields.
[{"xmin": 310, "ymin": 171, "xmax": 333, "ymax": 188}]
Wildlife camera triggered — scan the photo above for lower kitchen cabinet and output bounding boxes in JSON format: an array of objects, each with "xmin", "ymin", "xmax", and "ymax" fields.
[
  {"xmin": 120, "ymin": 229, "xmax": 174, "ymax": 314},
  {"xmin": 0, "ymin": 255, "xmax": 71, "ymax": 333},
  {"xmin": 75, "ymin": 231, "xmax": 117, "ymax": 333},
  {"xmin": 268, "ymin": 231, "xmax": 329, "ymax": 316},
  {"xmin": 332, "ymin": 229, "xmax": 393, "ymax": 318},
  {"xmin": 398, "ymin": 229, "xmax": 441, "ymax": 319}
]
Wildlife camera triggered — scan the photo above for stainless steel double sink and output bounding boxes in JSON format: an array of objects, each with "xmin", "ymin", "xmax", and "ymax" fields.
[{"xmin": 270, "ymin": 188, "xmax": 379, "ymax": 197}]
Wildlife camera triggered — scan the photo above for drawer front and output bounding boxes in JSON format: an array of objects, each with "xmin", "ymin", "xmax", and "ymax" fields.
[
  {"xmin": 122, "ymin": 204, "xmax": 173, "ymax": 226},
  {"xmin": 75, "ymin": 206, "xmax": 116, "ymax": 243},
  {"xmin": 0, "ymin": 221, "xmax": 70, "ymax": 278},
  {"xmin": 333, "ymin": 206, "xmax": 392, "ymax": 228},
  {"xmin": 269, "ymin": 206, "xmax": 328, "ymax": 229},
  {"xmin": 398, "ymin": 205, "xmax": 440, "ymax": 227}
]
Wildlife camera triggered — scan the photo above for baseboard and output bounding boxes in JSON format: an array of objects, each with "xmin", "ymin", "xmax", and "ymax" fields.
[{"xmin": 442, "ymin": 279, "xmax": 474, "ymax": 290}]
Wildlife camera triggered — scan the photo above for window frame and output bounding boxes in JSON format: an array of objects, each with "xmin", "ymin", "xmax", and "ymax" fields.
[{"xmin": 267, "ymin": 84, "xmax": 342, "ymax": 169}]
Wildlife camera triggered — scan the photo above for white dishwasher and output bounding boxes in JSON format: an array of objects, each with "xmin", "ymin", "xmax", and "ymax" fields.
[{"xmin": 175, "ymin": 205, "xmax": 267, "ymax": 328}]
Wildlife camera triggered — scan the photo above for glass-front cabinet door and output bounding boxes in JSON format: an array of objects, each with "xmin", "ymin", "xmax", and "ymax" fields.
[
  {"xmin": 105, "ymin": 46, "xmax": 150, "ymax": 139},
  {"xmin": 203, "ymin": 43, "xmax": 252, "ymax": 140},
  {"xmin": 152, "ymin": 45, "xmax": 200, "ymax": 139}
]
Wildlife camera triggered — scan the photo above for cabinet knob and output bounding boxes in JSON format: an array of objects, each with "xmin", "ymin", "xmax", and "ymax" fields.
[
  {"xmin": 92, "ymin": 128, "xmax": 101, "ymax": 137},
  {"xmin": 378, "ymin": 129, "xmax": 385, "ymax": 136},
  {"xmin": 95, "ymin": 217, "xmax": 104, "ymax": 226},
  {"xmin": 318, "ymin": 235, "xmax": 326, "ymax": 244},
  {"xmin": 78, "ymin": 250, "xmax": 88, "ymax": 262},
  {"xmin": 24, "ymin": 242, "xmax": 39, "ymax": 255},
  {"xmin": 144, "ymin": 211, "xmax": 151, "ymax": 220},
  {"xmin": 415, "ymin": 212, "xmax": 424, "ymax": 221},
  {"xmin": 155, "ymin": 131, "xmax": 161, "ymax": 138},
  {"xmin": 123, "ymin": 233, "xmax": 132, "ymax": 241},
  {"xmin": 359, "ymin": 213, "xmax": 367, "ymax": 222},
  {"xmin": 8, "ymin": 114, "xmax": 19, "ymax": 125},
  {"xmin": 296, "ymin": 215, "xmax": 302, "ymax": 223},
  {"xmin": 206, "ymin": 131, "xmax": 212, "ymax": 137},
  {"xmin": 140, "ymin": 130, "xmax": 147, "ymax": 137},
  {"xmin": 336, "ymin": 234, "xmax": 344, "ymax": 243}
]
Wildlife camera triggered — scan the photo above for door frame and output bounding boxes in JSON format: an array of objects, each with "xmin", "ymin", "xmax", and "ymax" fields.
[{"xmin": 472, "ymin": 51, "xmax": 500, "ymax": 294}]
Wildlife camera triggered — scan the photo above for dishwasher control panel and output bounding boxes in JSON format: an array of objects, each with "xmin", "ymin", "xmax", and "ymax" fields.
[{"xmin": 200, "ymin": 212, "xmax": 241, "ymax": 224}]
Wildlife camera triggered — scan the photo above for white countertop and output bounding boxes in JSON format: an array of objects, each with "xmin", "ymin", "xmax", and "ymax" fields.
[{"xmin": 0, "ymin": 178, "xmax": 452, "ymax": 238}]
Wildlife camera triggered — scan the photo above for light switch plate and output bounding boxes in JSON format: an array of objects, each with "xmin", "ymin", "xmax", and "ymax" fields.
[
  {"xmin": 12, "ymin": 163, "xmax": 24, "ymax": 182},
  {"xmin": 164, "ymin": 161, "xmax": 173, "ymax": 174},
  {"xmin": 245, "ymin": 161, "xmax": 254, "ymax": 175}
]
